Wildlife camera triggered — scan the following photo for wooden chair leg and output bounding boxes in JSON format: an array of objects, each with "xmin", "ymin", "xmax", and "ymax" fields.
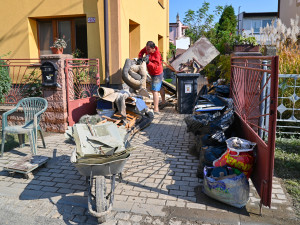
[
  {"xmin": 38, "ymin": 129, "xmax": 46, "ymax": 148},
  {"xmin": 1, "ymin": 132, "xmax": 6, "ymax": 157},
  {"xmin": 18, "ymin": 134, "xmax": 25, "ymax": 148}
]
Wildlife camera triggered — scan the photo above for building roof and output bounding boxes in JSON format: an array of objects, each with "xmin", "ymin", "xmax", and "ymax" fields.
[{"xmin": 243, "ymin": 12, "xmax": 278, "ymax": 17}]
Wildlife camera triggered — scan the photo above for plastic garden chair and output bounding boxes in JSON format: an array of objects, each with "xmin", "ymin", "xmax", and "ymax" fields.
[{"xmin": 1, "ymin": 97, "xmax": 48, "ymax": 157}]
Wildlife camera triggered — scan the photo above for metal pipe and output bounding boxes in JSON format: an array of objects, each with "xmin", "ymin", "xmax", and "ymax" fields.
[
  {"xmin": 104, "ymin": 0, "xmax": 110, "ymax": 87},
  {"xmin": 259, "ymin": 60, "xmax": 268, "ymax": 138}
]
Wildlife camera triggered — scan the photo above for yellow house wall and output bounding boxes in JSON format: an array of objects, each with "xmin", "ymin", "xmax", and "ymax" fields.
[
  {"xmin": 0, "ymin": 0, "xmax": 169, "ymax": 85},
  {"xmin": 0, "ymin": 0, "xmax": 106, "ymax": 82},
  {"xmin": 280, "ymin": 0, "xmax": 300, "ymax": 27},
  {"xmin": 120, "ymin": 0, "xmax": 169, "ymax": 70}
]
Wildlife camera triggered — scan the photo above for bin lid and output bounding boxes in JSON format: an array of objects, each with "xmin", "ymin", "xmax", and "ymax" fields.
[{"xmin": 176, "ymin": 73, "xmax": 200, "ymax": 78}]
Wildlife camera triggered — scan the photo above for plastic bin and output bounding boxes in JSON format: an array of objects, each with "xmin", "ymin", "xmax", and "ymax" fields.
[{"xmin": 176, "ymin": 73, "xmax": 199, "ymax": 114}]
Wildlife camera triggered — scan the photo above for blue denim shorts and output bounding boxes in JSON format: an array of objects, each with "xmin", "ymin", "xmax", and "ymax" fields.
[{"xmin": 150, "ymin": 73, "xmax": 164, "ymax": 91}]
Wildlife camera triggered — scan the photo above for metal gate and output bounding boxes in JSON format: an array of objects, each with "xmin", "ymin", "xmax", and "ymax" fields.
[
  {"xmin": 65, "ymin": 59, "xmax": 100, "ymax": 126},
  {"xmin": 231, "ymin": 56, "xmax": 279, "ymax": 207}
]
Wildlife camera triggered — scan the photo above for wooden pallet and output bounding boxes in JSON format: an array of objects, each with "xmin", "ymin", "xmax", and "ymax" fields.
[
  {"xmin": 4, "ymin": 155, "xmax": 49, "ymax": 179},
  {"xmin": 98, "ymin": 111, "xmax": 141, "ymax": 129}
]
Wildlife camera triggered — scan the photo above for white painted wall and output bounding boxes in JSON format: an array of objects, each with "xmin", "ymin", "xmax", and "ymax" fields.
[{"xmin": 175, "ymin": 37, "xmax": 190, "ymax": 49}]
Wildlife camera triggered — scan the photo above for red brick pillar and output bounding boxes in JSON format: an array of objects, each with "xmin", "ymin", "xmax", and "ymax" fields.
[{"xmin": 40, "ymin": 54, "xmax": 73, "ymax": 133}]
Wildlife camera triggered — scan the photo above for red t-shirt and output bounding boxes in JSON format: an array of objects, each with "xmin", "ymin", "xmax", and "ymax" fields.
[{"xmin": 138, "ymin": 46, "xmax": 163, "ymax": 75}]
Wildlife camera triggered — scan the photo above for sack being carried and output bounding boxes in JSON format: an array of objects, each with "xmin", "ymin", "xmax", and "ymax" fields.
[{"xmin": 213, "ymin": 137, "xmax": 256, "ymax": 179}]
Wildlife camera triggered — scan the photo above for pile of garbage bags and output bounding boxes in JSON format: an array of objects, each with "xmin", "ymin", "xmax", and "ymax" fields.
[
  {"xmin": 184, "ymin": 85, "xmax": 235, "ymax": 178},
  {"xmin": 184, "ymin": 82, "xmax": 256, "ymax": 208}
]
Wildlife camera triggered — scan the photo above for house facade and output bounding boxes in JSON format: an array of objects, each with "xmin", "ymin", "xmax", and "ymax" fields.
[
  {"xmin": 237, "ymin": 12, "xmax": 278, "ymax": 44},
  {"xmin": 0, "ymin": 0, "xmax": 169, "ymax": 85},
  {"xmin": 169, "ymin": 14, "xmax": 190, "ymax": 49},
  {"xmin": 278, "ymin": 0, "xmax": 300, "ymax": 26}
]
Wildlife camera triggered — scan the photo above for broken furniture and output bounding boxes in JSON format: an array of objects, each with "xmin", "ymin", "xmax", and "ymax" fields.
[
  {"xmin": 100, "ymin": 111, "xmax": 141, "ymax": 129},
  {"xmin": 1, "ymin": 97, "xmax": 48, "ymax": 157},
  {"xmin": 170, "ymin": 36, "xmax": 220, "ymax": 73}
]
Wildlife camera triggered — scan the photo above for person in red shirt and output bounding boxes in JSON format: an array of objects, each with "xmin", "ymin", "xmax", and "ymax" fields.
[{"xmin": 138, "ymin": 41, "xmax": 166, "ymax": 114}]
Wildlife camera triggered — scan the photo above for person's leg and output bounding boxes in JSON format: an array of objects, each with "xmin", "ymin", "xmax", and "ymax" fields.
[
  {"xmin": 151, "ymin": 73, "xmax": 163, "ymax": 113},
  {"xmin": 152, "ymin": 90, "xmax": 159, "ymax": 112},
  {"xmin": 160, "ymin": 87, "xmax": 166, "ymax": 105},
  {"xmin": 160, "ymin": 72, "xmax": 166, "ymax": 104}
]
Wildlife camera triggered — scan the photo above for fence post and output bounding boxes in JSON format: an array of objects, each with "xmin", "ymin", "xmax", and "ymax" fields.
[
  {"xmin": 40, "ymin": 54, "xmax": 73, "ymax": 133},
  {"xmin": 259, "ymin": 60, "xmax": 268, "ymax": 138}
]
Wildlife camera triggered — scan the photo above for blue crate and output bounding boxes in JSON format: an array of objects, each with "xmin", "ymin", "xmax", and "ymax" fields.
[{"xmin": 97, "ymin": 99, "xmax": 113, "ymax": 109}]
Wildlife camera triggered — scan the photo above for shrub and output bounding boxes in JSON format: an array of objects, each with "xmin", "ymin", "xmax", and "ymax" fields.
[
  {"xmin": 0, "ymin": 54, "xmax": 11, "ymax": 103},
  {"xmin": 260, "ymin": 16, "xmax": 300, "ymax": 74}
]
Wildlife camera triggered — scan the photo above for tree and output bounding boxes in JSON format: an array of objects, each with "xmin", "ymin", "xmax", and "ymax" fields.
[
  {"xmin": 167, "ymin": 42, "xmax": 176, "ymax": 60},
  {"xmin": 183, "ymin": 2, "xmax": 223, "ymax": 43},
  {"xmin": 217, "ymin": 5, "xmax": 237, "ymax": 35},
  {"xmin": 214, "ymin": 5, "xmax": 237, "ymax": 54}
]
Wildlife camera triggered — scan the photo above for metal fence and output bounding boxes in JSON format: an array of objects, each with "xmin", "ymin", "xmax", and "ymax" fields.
[
  {"xmin": 277, "ymin": 74, "xmax": 300, "ymax": 135},
  {"xmin": 0, "ymin": 59, "xmax": 42, "ymax": 105}
]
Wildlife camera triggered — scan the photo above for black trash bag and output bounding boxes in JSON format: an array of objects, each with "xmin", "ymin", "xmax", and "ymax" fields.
[
  {"xmin": 201, "ymin": 110, "xmax": 235, "ymax": 134},
  {"xmin": 204, "ymin": 145, "xmax": 227, "ymax": 166},
  {"xmin": 215, "ymin": 85, "xmax": 230, "ymax": 97},
  {"xmin": 207, "ymin": 84, "xmax": 230, "ymax": 97},
  {"xmin": 184, "ymin": 111, "xmax": 222, "ymax": 135},
  {"xmin": 193, "ymin": 85, "xmax": 208, "ymax": 107},
  {"xmin": 210, "ymin": 130, "xmax": 227, "ymax": 144},
  {"xmin": 200, "ymin": 94, "xmax": 225, "ymax": 107},
  {"xmin": 200, "ymin": 130, "xmax": 226, "ymax": 146},
  {"xmin": 200, "ymin": 95, "xmax": 234, "ymax": 110}
]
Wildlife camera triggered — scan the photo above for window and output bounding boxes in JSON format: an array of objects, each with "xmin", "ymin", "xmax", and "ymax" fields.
[
  {"xmin": 262, "ymin": 20, "xmax": 272, "ymax": 28},
  {"xmin": 243, "ymin": 20, "xmax": 252, "ymax": 30},
  {"xmin": 37, "ymin": 17, "xmax": 88, "ymax": 57},
  {"xmin": 252, "ymin": 20, "xmax": 261, "ymax": 33},
  {"xmin": 38, "ymin": 21, "xmax": 53, "ymax": 55}
]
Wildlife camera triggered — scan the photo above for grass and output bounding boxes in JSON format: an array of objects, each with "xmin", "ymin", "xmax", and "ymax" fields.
[{"xmin": 275, "ymin": 137, "xmax": 300, "ymax": 218}]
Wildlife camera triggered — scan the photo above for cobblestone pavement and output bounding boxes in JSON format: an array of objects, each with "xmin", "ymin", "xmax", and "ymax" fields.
[{"xmin": 0, "ymin": 108, "xmax": 298, "ymax": 225}]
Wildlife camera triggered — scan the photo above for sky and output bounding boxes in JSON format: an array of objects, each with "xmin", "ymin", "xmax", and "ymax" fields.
[{"xmin": 169, "ymin": 0, "xmax": 279, "ymax": 23}]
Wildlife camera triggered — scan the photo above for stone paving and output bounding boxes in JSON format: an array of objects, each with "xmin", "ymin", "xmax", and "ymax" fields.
[{"xmin": 0, "ymin": 107, "xmax": 298, "ymax": 225}]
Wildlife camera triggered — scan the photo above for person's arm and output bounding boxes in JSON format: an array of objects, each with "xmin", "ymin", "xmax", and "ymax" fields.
[{"xmin": 138, "ymin": 47, "xmax": 146, "ymax": 58}]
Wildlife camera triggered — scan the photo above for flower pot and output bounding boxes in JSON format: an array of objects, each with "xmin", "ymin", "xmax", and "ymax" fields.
[
  {"xmin": 234, "ymin": 45, "xmax": 259, "ymax": 52},
  {"xmin": 50, "ymin": 47, "xmax": 64, "ymax": 54}
]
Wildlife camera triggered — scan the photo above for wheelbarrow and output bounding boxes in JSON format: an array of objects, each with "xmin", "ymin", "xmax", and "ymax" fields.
[{"xmin": 72, "ymin": 150, "xmax": 130, "ymax": 223}]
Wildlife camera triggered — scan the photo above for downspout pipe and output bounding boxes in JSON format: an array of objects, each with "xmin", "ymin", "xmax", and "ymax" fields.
[{"xmin": 104, "ymin": 0, "xmax": 110, "ymax": 87}]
